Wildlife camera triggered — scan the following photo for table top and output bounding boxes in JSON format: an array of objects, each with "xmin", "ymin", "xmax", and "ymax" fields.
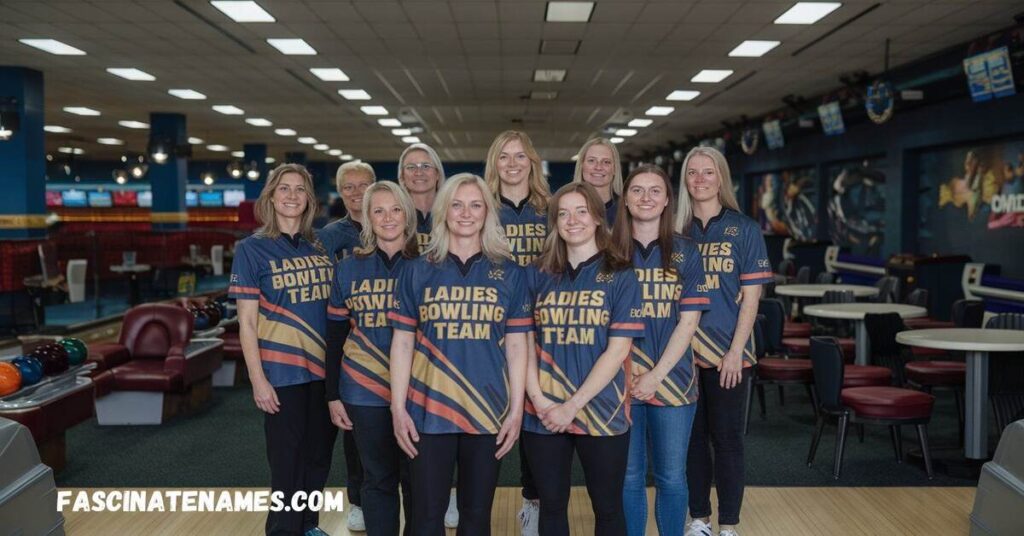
[
  {"xmin": 110, "ymin": 264, "xmax": 151, "ymax": 273},
  {"xmin": 774, "ymin": 284, "xmax": 880, "ymax": 298},
  {"xmin": 804, "ymin": 303, "xmax": 927, "ymax": 320},
  {"xmin": 896, "ymin": 328, "xmax": 1024, "ymax": 352}
]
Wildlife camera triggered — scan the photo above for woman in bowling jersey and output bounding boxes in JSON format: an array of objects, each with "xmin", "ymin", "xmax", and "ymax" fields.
[
  {"xmin": 676, "ymin": 148, "xmax": 771, "ymax": 536},
  {"xmin": 325, "ymin": 182, "xmax": 420, "ymax": 536},
  {"xmin": 523, "ymin": 182, "xmax": 643, "ymax": 536},
  {"xmin": 397, "ymin": 143, "xmax": 446, "ymax": 252},
  {"xmin": 388, "ymin": 173, "xmax": 532, "ymax": 536},
  {"xmin": 573, "ymin": 138, "xmax": 624, "ymax": 226},
  {"xmin": 229, "ymin": 164, "xmax": 336, "ymax": 536},
  {"xmin": 609, "ymin": 165, "xmax": 710, "ymax": 536}
]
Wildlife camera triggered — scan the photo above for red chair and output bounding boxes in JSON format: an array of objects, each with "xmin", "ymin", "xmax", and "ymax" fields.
[
  {"xmin": 783, "ymin": 290, "xmax": 857, "ymax": 357},
  {"xmin": 807, "ymin": 337, "xmax": 935, "ymax": 479}
]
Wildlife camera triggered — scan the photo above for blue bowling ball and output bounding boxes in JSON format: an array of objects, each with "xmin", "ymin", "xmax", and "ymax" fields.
[
  {"xmin": 193, "ymin": 310, "xmax": 211, "ymax": 330},
  {"xmin": 12, "ymin": 355, "xmax": 44, "ymax": 386}
]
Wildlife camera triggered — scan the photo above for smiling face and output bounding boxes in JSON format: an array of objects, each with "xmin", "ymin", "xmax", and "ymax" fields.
[
  {"xmin": 339, "ymin": 170, "xmax": 374, "ymax": 216},
  {"xmin": 497, "ymin": 137, "xmax": 530, "ymax": 188},
  {"xmin": 685, "ymin": 154, "xmax": 721, "ymax": 204},
  {"xmin": 272, "ymin": 172, "xmax": 309, "ymax": 221},
  {"xmin": 401, "ymin": 149, "xmax": 440, "ymax": 195},
  {"xmin": 446, "ymin": 182, "xmax": 487, "ymax": 240},
  {"xmin": 581, "ymin": 143, "xmax": 615, "ymax": 191},
  {"xmin": 625, "ymin": 172, "xmax": 669, "ymax": 224},
  {"xmin": 556, "ymin": 191, "xmax": 598, "ymax": 248},
  {"xmin": 367, "ymin": 189, "xmax": 406, "ymax": 245}
]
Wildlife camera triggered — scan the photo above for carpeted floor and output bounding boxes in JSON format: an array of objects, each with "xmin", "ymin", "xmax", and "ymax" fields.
[{"xmin": 56, "ymin": 382, "xmax": 980, "ymax": 488}]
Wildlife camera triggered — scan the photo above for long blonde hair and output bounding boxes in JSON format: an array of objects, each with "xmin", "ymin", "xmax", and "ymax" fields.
[
  {"xmin": 423, "ymin": 173, "xmax": 512, "ymax": 265},
  {"xmin": 254, "ymin": 164, "xmax": 320, "ymax": 247},
  {"xmin": 354, "ymin": 181, "xmax": 420, "ymax": 258},
  {"xmin": 483, "ymin": 130, "xmax": 551, "ymax": 213},
  {"xmin": 674, "ymin": 146, "xmax": 740, "ymax": 233},
  {"xmin": 397, "ymin": 143, "xmax": 446, "ymax": 191},
  {"xmin": 572, "ymin": 137, "xmax": 623, "ymax": 197}
]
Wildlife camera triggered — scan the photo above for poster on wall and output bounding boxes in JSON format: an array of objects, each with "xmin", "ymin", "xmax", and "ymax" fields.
[
  {"xmin": 963, "ymin": 46, "xmax": 1017, "ymax": 102},
  {"xmin": 763, "ymin": 120, "xmax": 785, "ymax": 150},
  {"xmin": 750, "ymin": 167, "xmax": 819, "ymax": 240},
  {"xmin": 918, "ymin": 138, "xmax": 1024, "ymax": 277},
  {"xmin": 817, "ymin": 101, "xmax": 846, "ymax": 135},
  {"xmin": 825, "ymin": 159, "xmax": 886, "ymax": 257}
]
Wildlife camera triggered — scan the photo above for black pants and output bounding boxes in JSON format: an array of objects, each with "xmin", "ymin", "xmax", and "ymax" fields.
[
  {"xmin": 349, "ymin": 405, "xmax": 412, "ymax": 536},
  {"xmin": 522, "ymin": 431, "xmax": 630, "ymax": 536},
  {"xmin": 407, "ymin": 433, "xmax": 501, "ymax": 536},
  {"xmin": 264, "ymin": 381, "xmax": 338, "ymax": 536},
  {"xmin": 520, "ymin": 440, "xmax": 538, "ymax": 500},
  {"xmin": 687, "ymin": 367, "xmax": 752, "ymax": 526},
  {"xmin": 343, "ymin": 429, "xmax": 364, "ymax": 506}
]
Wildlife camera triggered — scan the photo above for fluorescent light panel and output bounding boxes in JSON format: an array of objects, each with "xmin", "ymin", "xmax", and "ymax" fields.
[
  {"xmin": 210, "ymin": 1, "xmax": 275, "ymax": 22},
  {"xmin": 628, "ymin": 118, "xmax": 653, "ymax": 127},
  {"xmin": 377, "ymin": 118, "xmax": 401, "ymax": 127},
  {"xmin": 645, "ymin": 106, "xmax": 674, "ymax": 116},
  {"xmin": 297, "ymin": 137, "xmax": 317, "ymax": 144},
  {"xmin": 267, "ymin": 38, "xmax": 316, "ymax": 55},
  {"xmin": 340, "ymin": 154, "xmax": 354, "ymax": 161},
  {"xmin": 666, "ymin": 90, "xmax": 700, "ymax": 101},
  {"xmin": 310, "ymin": 68, "xmax": 349, "ymax": 81},
  {"xmin": 189, "ymin": 137, "xmax": 204, "ymax": 144},
  {"xmin": 118, "ymin": 120, "xmax": 149, "ymax": 129},
  {"xmin": 391, "ymin": 129, "xmax": 412, "ymax": 136},
  {"xmin": 338, "ymin": 89, "xmax": 371, "ymax": 100},
  {"xmin": 168, "ymin": 89, "xmax": 206, "ymax": 100},
  {"xmin": 775, "ymin": 2, "xmax": 841, "ymax": 24},
  {"xmin": 691, "ymin": 69, "xmax": 733, "ymax": 83},
  {"xmin": 63, "ymin": 106, "xmax": 101, "ymax": 116},
  {"xmin": 44, "ymin": 125, "xmax": 71, "ymax": 133},
  {"xmin": 729, "ymin": 40, "xmax": 781, "ymax": 57},
  {"xmin": 212, "ymin": 105, "xmax": 245, "ymax": 115},
  {"xmin": 231, "ymin": 150, "xmax": 245, "ymax": 158},
  {"xmin": 327, "ymin": 149, "xmax": 342, "ymax": 156},
  {"xmin": 610, "ymin": 137, "xmax": 624, "ymax": 144},
  {"xmin": 19, "ymin": 39, "xmax": 85, "ymax": 55},
  {"xmin": 245, "ymin": 118, "xmax": 273, "ymax": 126},
  {"xmin": 615, "ymin": 129, "xmax": 637, "ymax": 137},
  {"xmin": 545, "ymin": 1, "xmax": 594, "ymax": 22},
  {"xmin": 314, "ymin": 144, "xmax": 329, "ymax": 150},
  {"xmin": 106, "ymin": 68, "xmax": 155, "ymax": 81},
  {"xmin": 97, "ymin": 137, "xmax": 124, "ymax": 145},
  {"xmin": 274, "ymin": 128, "xmax": 296, "ymax": 136},
  {"xmin": 533, "ymin": 69, "xmax": 567, "ymax": 82},
  {"xmin": 207, "ymin": 144, "xmax": 229, "ymax": 151},
  {"xmin": 402, "ymin": 136, "xmax": 421, "ymax": 144},
  {"xmin": 361, "ymin": 106, "xmax": 388, "ymax": 116}
]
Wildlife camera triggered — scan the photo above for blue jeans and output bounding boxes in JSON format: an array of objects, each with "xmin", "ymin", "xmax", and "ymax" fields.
[{"xmin": 623, "ymin": 402, "xmax": 697, "ymax": 536}]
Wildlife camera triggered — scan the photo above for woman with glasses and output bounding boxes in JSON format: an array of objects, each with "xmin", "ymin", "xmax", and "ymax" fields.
[
  {"xmin": 398, "ymin": 143, "xmax": 446, "ymax": 252},
  {"xmin": 610, "ymin": 165, "xmax": 710, "ymax": 536},
  {"xmin": 573, "ymin": 138, "xmax": 624, "ymax": 226}
]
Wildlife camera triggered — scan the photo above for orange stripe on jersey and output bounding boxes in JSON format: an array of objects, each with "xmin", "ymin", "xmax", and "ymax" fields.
[
  {"xmin": 260, "ymin": 348, "xmax": 325, "ymax": 377},
  {"xmin": 327, "ymin": 305, "xmax": 349, "ymax": 316},
  {"xmin": 415, "ymin": 331, "xmax": 503, "ymax": 425},
  {"xmin": 387, "ymin": 311, "xmax": 417, "ymax": 327},
  {"xmin": 681, "ymin": 297, "xmax": 711, "ymax": 305},
  {"xmin": 259, "ymin": 296, "xmax": 325, "ymax": 346},
  {"xmin": 407, "ymin": 386, "xmax": 477, "ymax": 433},
  {"xmin": 229, "ymin": 285, "xmax": 259, "ymax": 294},
  {"xmin": 610, "ymin": 322, "xmax": 644, "ymax": 331},
  {"xmin": 740, "ymin": 271, "xmax": 772, "ymax": 280},
  {"xmin": 507, "ymin": 317, "xmax": 533, "ymax": 327},
  {"xmin": 342, "ymin": 362, "xmax": 390, "ymax": 401}
]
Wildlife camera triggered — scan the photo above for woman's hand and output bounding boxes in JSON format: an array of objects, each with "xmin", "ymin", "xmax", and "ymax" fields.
[
  {"xmin": 392, "ymin": 406, "xmax": 420, "ymax": 458},
  {"xmin": 328, "ymin": 400, "xmax": 353, "ymax": 430},
  {"xmin": 718, "ymin": 351, "xmax": 744, "ymax": 389},
  {"xmin": 495, "ymin": 412, "xmax": 522, "ymax": 459},
  {"xmin": 252, "ymin": 376, "xmax": 280, "ymax": 414},
  {"xmin": 540, "ymin": 402, "xmax": 577, "ymax": 434},
  {"xmin": 631, "ymin": 371, "xmax": 663, "ymax": 401}
]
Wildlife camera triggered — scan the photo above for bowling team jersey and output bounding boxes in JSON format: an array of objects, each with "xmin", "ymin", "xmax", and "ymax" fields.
[
  {"xmin": 499, "ymin": 196, "xmax": 547, "ymax": 267},
  {"xmin": 524, "ymin": 255, "xmax": 644, "ymax": 436},
  {"xmin": 688, "ymin": 208, "xmax": 772, "ymax": 368},
  {"xmin": 317, "ymin": 216, "xmax": 363, "ymax": 261},
  {"xmin": 415, "ymin": 209, "xmax": 432, "ymax": 253},
  {"xmin": 327, "ymin": 249, "xmax": 407, "ymax": 407},
  {"xmin": 630, "ymin": 235, "xmax": 711, "ymax": 406},
  {"xmin": 228, "ymin": 234, "xmax": 332, "ymax": 388},
  {"xmin": 604, "ymin": 196, "xmax": 619, "ymax": 227},
  {"xmin": 388, "ymin": 253, "xmax": 533, "ymax": 434}
]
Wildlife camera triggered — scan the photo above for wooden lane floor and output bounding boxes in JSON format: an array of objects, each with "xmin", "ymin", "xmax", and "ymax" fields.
[{"xmin": 63, "ymin": 486, "xmax": 974, "ymax": 535}]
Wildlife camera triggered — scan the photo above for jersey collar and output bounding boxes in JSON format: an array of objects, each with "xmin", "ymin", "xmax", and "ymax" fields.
[
  {"xmin": 567, "ymin": 251, "xmax": 602, "ymax": 281},
  {"xmin": 447, "ymin": 251, "xmax": 484, "ymax": 276},
  {"xmin": 500, "ymin": 195, "xmax": 531, "ymax": 213}
]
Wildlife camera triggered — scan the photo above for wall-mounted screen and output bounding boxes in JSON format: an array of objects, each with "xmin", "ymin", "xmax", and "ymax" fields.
[
  {"xmin": 185, "ymin": 191, "xmax": 198, "ymax": 208},
  {"xmin": 137, "ymin": 190, "xmax": 153, "ymax": 208},
  {"xmin": 112, "ymin": 190, "xmax": 138, "ymax": 207},
  {"xmin": 199, "ymin": 191, "xmax": 223, "ymax": 207},
  {"xmin": 45, "ymin": 191, "xmax": 63, "ymax": 207},
  {"xmin": 223, "ymin": 190, "xmax": 245, "ymax": 207},
  {"xmin": 87, "ymin": 191, "xmax": 113, "ymax": 208},
  {"xmin": 61, "ymin": 190, "xmax": 87, "ymax": 208}
]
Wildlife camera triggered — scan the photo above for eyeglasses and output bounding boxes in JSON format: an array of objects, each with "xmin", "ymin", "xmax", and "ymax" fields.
[
  {"xmin": 341, "ymin": 183, "xmax": 371, "ymax": 194},
  {"xmin": 403, "ymin": 162, "xmax": 436, "ymax": 172}
]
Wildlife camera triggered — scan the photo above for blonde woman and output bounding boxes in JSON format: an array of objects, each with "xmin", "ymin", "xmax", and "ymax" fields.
[
  {"xmin": 229, "ymin": 164, "xmax": 336, "ymax": 536},
  {"xmin": 484, "ymin": 130, "xmax": 551, "ymax": 267},
  {"xmin": 397, "ymin": 143, "xmax": 446, "ymax": 252},
  {"xmin": 573, "ymin": 137, "xmax": 624, "ymax": 226}
]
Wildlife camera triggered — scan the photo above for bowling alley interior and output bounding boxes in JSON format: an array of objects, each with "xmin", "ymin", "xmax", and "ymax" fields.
[{"xmin": 2, "ymin": 1, "xmax": 1024, "ymax": 534}]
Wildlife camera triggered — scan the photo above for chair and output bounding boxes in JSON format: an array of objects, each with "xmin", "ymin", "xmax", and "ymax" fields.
[
  {"xmin": 747, "ymin": 308, "xmax": 816, "ymax": 433},
  {"xmin": 953, "ymin": 299, "xmax": 985, "ymax": 328},
  {"xmin": 903, "ymin": 288, "xmax": 950, "ymax": 330},
  {"xmin": 795, "ymin": 265, "xmax": 811, "ymax": 284},
  {"xmin": 815, "ymin": 272, "xmax": 836, "ymax": 284},
  {"xmin": 873, "ymin": 275, "xmax": 899, "ymax": 303},
  {"xmin": 783, "ymin": 290, "xmax": 856, "ymax": 357},
  {"xmin": 210, "ymin": 245, "xmax": 225, "ymax": 276},
  {"xmin": 66, "ymin": 259, "xmax": 87, "ymax": 303},
  {"xmin": 777, "ymin": 259, "xmax": 795, "ymax": 281},
  {"xmin": 986, "ymin": 314, "xmax": 1024, "ymax": 433},
  {"xmin": 906, "ymin": 288, "xmax": 929, "ymax": 308},
  {"xmin": 807, "ymin": 336, "xmax": 935, "ymax": 479}
]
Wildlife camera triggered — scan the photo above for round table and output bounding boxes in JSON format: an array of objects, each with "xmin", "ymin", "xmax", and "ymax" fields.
[
  {"xmin": 774, "ymin": 284, "xmax": 879, "ymax": 298},
  {"xmin": 109, "ymin": 264, "xmax": 152, "ymax": 306},
  {"xmin": 804, "ymin": 303, "xmax": 927, "ymax": 365},
  {"xmin": 896, "ymin": 328, "xmax": 1024, "ymax": 460}
]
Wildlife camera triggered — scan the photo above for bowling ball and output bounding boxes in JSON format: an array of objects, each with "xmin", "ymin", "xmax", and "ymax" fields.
[
  {"xmin": 203, "ymin": 303, "xmax": 222, "ymax": 326},
  {"xmin": 32, "ymin": 342, "xmax": 70, "ymax": 376},
  {"xmin": 0, "ymin": 362, "xmax": 22, "ymax": 396},
  {"xmin": 58, "ymin": 337, "xmax": 88, "ymax": 366},
  {"xmin": 12, "ymin": 355, "xmax": 44, "ymax": 386},
  {"xmin": 193, "ymin": 309, "xmax": 211, "ymax": 330}
]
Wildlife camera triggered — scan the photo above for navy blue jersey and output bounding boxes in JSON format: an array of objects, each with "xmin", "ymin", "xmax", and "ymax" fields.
[
  {"xmin": 524, "ymin": 256, "xmax": 644, "ymax": 436},
  {"xmin": 317, "ymin": 216, "xmax": 363, "ymax": 261},
  {"xmin": 630, "ymin": 235, "xmax": 711, "ymax": 406},
  {"xmin": 605, "ymin": 196, "xmax": 619, "ymax": 227},
  {"xmin": 499, "ymin": 196, "xmax": 547, "ymax": 267},
  {"xmin": 415, "ymin": 209, "xmax": 431, "ymax": 254},
  {"xmin": 688, "ymin": 208, "xmax": 772, "ymax": 367},
  {"xmin": 228, "ymin": 234, "xmax": 332, "ymax": 388},
  {"xmin": 327, "ymin": 249, "xmax": 406, "ymax": 407},
  {"xmin": 388, "ymin": 253, "xmax": 533, "ymax": 434}
]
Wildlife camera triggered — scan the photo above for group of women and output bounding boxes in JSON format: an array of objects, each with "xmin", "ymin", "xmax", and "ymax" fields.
[{"xmin": 229, "ymin": 132, "xmax": 771, "ymax": 536}]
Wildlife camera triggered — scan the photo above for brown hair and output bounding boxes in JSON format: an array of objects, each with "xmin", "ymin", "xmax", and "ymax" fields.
[
  {"xmin": 611, "ymin": 164, "xmax": 678, "ymax": 275},
  {"xmin": 254, "ymin": 163, "xmax": 322, "ymax": 250},
  {"xmin": 536, "ymin": 182, "xmax": 630, "ymax": 275}
]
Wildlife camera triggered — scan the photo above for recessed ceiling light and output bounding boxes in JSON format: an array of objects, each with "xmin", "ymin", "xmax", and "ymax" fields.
[
  {"xmin": 245, "ymin": 118, "xmax": 273, "ymax": 126},
  {"xmin": 58, "ymin": 146, "xmax": 86, "ymax": 154},
  {"xmin": 628, "ymin": 118, "xmax": 653, "ymax": 127},
  {"xmin": 168, "ymin": 89, "xmax": 206, "ymax": 100},
  {"xmin": 189, "ymin": 137, "xmax": 204, "ymax": 144},
  {"xmin": 210, "ymin": 1, "xmax": 276, "ymax": 22},
  {"xmin": 645, "ymin": 106, "xmax": 674, "ymax": 116},
  {"xmin": 274, "ymin": 128, "xmax": 296, "ymax": 136},
  {"xmin": 361, "ymin": 106, "xmax": 388, "ymax": 116},
  {"xmin": 19, "ymin": 39, "xmax": 85, "ymax": 55},
  {"xmin": 64, "ymin": 106, "xmax": 101, "ymax": 116},
  {"xmin": 402, "ymin": 136, "xmax": 421, "ymax": 144},
  {"xmin": 775, "ymin": 2, "xmax": 841, "ymax": 24},
  {"xmin": 615, "ymin": 129, "xmax": 637, "ymax": 137},
  {"xmin": 97, "ymin": 137, "xmax": 124, "ymax": 145},
  {"xmin": 297, "ymin": 137, "xmax": 317, "ymax": 144},
  {"xmin": 106, "ymin": 68, "xmax": 155, "ymax": 81},
  {"xmin": 341, "ymin": 154, "xmax": 354, "ymax": 161},
  {"xmin": 207, "ymin": 144, "xmax": 229, "ymax": 152},
  {"xmin": 610, "ymin": 137, "xmax": 624, "ymax": 144},
  {"xmin": 327, "ymin": 149, "xmax": 342, "ymax": 156},
  {"xmin": 118, "ymin": 120, "xmax": 149, "ymax": 129},
  {"xmin": 545, "ymin": 1, "xmax": 595, "ymax": 22},
  {"xmin": 44, "ymin": 125, "xmax": 72, "ymax": 133},
  {"xmin": 338, "ymin": 89, "xmax": 371, "ymax": 100},
  {"xmin": 391, "ymin": 129, "xmax": 412, "ymax": 136},
  {"xmin": 231, "ymin": 150, "xmax": 245, "ymax": 158},
  {"xmin": 378, "ymin": 118, "xmax": 401, "ymax": 127},
  {"xmin": 729, "ymin": 40, "xmax": 781, "ymax": 57},
  {"xmin": 530, "ymin": 90, "xmax": 559, "ymax": 100},
  {"xmin": 267, "ymin": 38, "xmax": 316, "ymax": 55},
  {"xmin": 310, "ymin": 68, "xmax": 349, "ymax": 81},
  {"xmin": 533, "ymin": 69, "xmax": 567, "ymax": 83},
  {"xmin": 212, "ymin": 105, "xmax": 244, "ymax": 115},
  {"xmin": 691, "ymin": 70, "xmax": 734, "ymax": 83},
  {"xmin": 265, "ymin": 157, "xmax": 276, "ymax": 164},
  {"xmin": 314, "ymin": 143, "xmax": 329, "ymax": 150},
  {"xmin": 666, "ymin": 90, "xmax": 701, "ymax": 101}
]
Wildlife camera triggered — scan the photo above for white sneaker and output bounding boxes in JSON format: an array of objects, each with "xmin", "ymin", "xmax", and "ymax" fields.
[
  {"xmin": 517, "ymin": 499, "xmax": 539, "ymax": 536},
  {"xmin": 346, "ymin": 505, "xmax": 365, "ymax": 532},
  {"xmin": 685, "ymin": 519, "xmax": 713, "ymax": 536},
  {"xmin": 719, "ymin": 531, "xmax": 739, "ymax": 536},
  {"xmin": 444, "ymin": 490, "xmax": 459, "ymax": 528}
]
